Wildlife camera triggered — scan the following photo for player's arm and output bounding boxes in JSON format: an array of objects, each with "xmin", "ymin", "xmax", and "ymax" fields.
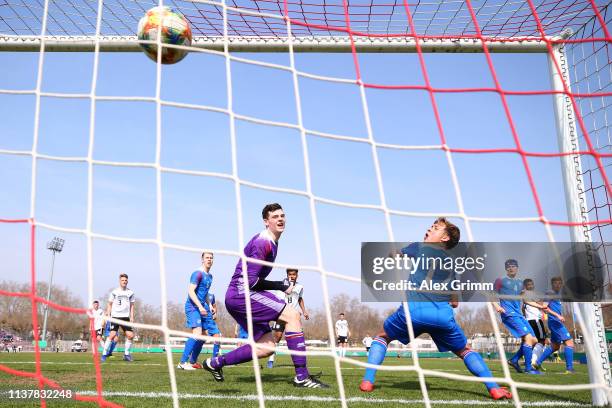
[
  {"xmin": 524, "ymin": 300, "xmax": 547, "ymax": 309},
  {"xmin": 188, "ymin": 283, "xmax": 207, "ymax": 316},
  {"xmin": 545, "ymin": 308, "xmax": 565, "ymax": 322},
  {"xmin": 492, "ymin": 302, "xmax": 505, "ymax": 314},
  {"xmin": 209, "ymin": 294, "xmax": 217, "ymax": 319},
  {"xmin": 245, "ymin": 241, "xmax": 293, "ymax": 293},
  {"xmin": 105, "ymin": 297, "xmax": 112, "ymax": 319},
  {"xmin": 234, "ymin": 324, "xmax": 239, "ymax": 337},
  {"xmin": 298, "ymin": 297, "xmax": 309, "ymax": 320},
  {"xmin": 129, "ymin": 294, "xmax": 135, "ymax": 322},
  {"xmin": 492, "ymin": 278, "xmax": 505, "ymax": 313}
]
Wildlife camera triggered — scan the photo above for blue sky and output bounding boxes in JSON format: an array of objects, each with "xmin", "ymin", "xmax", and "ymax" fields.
[{"xmin": 0, "ymin": 46, "xmax": 580, "ymax": 311}]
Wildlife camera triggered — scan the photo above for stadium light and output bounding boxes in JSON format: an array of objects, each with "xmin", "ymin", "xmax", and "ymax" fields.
[{"xmin": 41, "ymin": 237, "xmax": 65, "ymax": 347}]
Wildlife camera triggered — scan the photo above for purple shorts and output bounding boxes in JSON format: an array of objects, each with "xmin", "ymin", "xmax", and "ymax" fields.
[{"xmin": 225, "ymin": 290, "xmax": 285, "ymax": 341}]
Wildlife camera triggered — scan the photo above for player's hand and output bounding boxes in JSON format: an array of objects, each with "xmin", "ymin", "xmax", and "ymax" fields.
[
  {"xmin": 495, "ymin": 305, "xmax": 505, "ymax": 314},
  {"xmin": 284, "ymin": 282, "xmax": 294, "ymax": 294},
  {"xmin": 450, "ymin": 300, "xmax": 459, "ymax": 308},
  {"xmin": 558, "ymin": 315, "xmax": 566, "ymax": 322},
  {"xmin": 199, "ymin": 306, "xmax": 208, "ymax": 316},
  {"xmin": 212, "ymin": 311, "xmax": 217, "ymax": 320},
  {"xmin": 304, "ymin": 311, "xmax": 310, "ymax": 320}
]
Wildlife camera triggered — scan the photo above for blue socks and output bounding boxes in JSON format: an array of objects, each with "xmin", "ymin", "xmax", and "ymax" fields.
[
  {"xmin": 363, "ymin": 337, "xmax": 388, "ymax": 383},
  {"xmin": 181, "ymin": 337, "xmax": 197, "ymax": 364},
  {"xmin": 521, "ymin": 343, "xmax": 534, "ymax": 371},
  {"xmin": 565, "ymin": 346, "xmax": 574, "ymax": 370},
  {"xmin": 510, "ymin": 345, "xmax": 523, "ymax": 364},
  {"xmin": 212, "ymin": 343, "xmax": 220, "ymax": 358},
  {"xmin": 190, "ymin": 340, "xmax": 204, "ymax": 364},
  {"xmin": 461, "ymin": 350, "xmax": 497, "ymax": 391},
  {"xmin": 108, "ymin": 340, "xmax": 117, "ymax": 355},
  {"xmin": 536, "ymin": 345, "xmax": 554, "ymax": 366}
]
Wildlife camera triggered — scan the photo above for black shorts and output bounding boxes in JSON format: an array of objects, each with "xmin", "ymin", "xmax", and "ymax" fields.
[
  {"xmin": 270, "ymin": 321, "xmax": 285, "ymax": 332},
  {"xmin": 109, "ymin": 317, "xmax": 133, "ymax": 333},
  {"xmin": 337, "ymin": 336, "xmax": 348, "ymax": 344},
  {"xmin": 95, "ymin": 329, "xmax": 103, "ymax": 338},
  {"xmin": 528, "ymin": 319, "xmax": 547, "ymax": 342}
]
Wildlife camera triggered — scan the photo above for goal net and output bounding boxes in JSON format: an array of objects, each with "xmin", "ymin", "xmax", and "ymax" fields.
[{"xmin": 0, "ymin": 0, "xmax": 611, "ymax": 407}]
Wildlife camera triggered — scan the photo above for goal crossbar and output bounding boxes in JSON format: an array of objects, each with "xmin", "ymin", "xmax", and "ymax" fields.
[{"xmin": 0, "ymin": 35, "xmax": 554, "ymax": 53}]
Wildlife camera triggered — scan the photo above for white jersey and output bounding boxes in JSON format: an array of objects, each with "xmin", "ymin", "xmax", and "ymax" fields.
[
  {"xmin": 92, "ymin": 308, "xmax": 105, "ymax": 331},
  {"xmin": 285, "ymin": 283, "xmax": 304, "ymax": 311},
  {"xmin": 108, "ymin": 287, "xmax": 135, "ymax": 318},
  {"xmin": 522, "ymin": 290, "xmax": 542, "ymax": 320},
  {"xmin": 363, "ymin": 336, "xmax": 373, "ymax": 347},
  {"xmin": 335, "ymin": 319, "xmax": 349, "ymax": 337}
]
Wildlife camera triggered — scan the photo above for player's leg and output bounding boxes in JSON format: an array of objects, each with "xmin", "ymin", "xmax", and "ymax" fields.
[
  {"xmin": 421, "ymin": 313, "xmax": 511, "ymax": 400},
  {"xmin": 277, "ymin": 306, "xmax": 316, "ymax": 384},
  {"xmin": 529, "ymin": 320, "xmax": 545, "ymax": 367},
  {"xmin": 454, "ymin": 346, "xmax": 511, "ymax": 399},
  {"xmin": 562, "ymin": 338, "xmax": 575, "ymax": 373},
  {"xmin": 212, "ymin": 333, "xmax": 222, "ymax": 358},
  {"xmin": 360, "ymin": 307, "xmax": 406, "ymax": 392},
  {"xmin": 205, "ymin": 292, "xmax": 283, "ymax": 382},
  {"xmin": 108, "ymin": 336, "xmax": 118, "ymax": 356},
  {"xmin": 504, "ymin": 315, "xmax": 538, "ymax": 373},
  {"xmin": 102, "ymin": 329, "xmax": 117, "ymax": 360},
  {"xmin": 179, "ymin": 326, "xmax": 202, "ymax": 370},
  {"xmin": 267, "ymin": 324, "xmax": 283, "ymax": 368},
  {"xmin": 204, "ymin": 318, "xmax": 223, "ymax": 359},
  {"xmin": 123, "ymin": 327, "xmax": 135, "ymax": 362}
]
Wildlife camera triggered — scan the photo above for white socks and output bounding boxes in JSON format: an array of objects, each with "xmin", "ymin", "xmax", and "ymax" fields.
[{"xmin": 124, "ymin": 339, "xmax": 132, "ymax": 355}]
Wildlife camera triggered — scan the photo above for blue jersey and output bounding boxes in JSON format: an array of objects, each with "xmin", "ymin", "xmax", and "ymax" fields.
[
  {"xmin": 494, "ymin": 276, "xmax": 523, "ymax": 317},
  {"xmin": 237, "ymin": 325, "xmax": 249, "ymax": 339},
  {"xmin": 402, "ymin": 242, "xmax": 455, "ymax": 305},
  {"xmin": 546, "ymin": 290, "xmax": 563, "ymax": 324},
  {"xmin": 185, "ymin": 269, "xmax": 212, "ymax": 313}
]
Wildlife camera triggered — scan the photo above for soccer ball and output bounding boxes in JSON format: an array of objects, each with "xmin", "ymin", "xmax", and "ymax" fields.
[{"xmin": 137, "ymin": 6, "xmax": 192, "ymax": 64}]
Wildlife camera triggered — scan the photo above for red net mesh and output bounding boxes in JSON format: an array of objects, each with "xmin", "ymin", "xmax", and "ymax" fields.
[{"xmin": 0, "ymin": 0, "xmax": 611, "ymax": 406}]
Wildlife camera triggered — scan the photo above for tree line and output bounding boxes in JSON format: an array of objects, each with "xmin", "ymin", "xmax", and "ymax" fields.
[{"xmin": 1, "ymin": 280, "xmax": 600, "ymax": 344}]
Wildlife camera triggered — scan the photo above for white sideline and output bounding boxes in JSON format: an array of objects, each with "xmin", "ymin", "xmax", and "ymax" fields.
[{"xmin": 67, "ymin": 391, "xmax": 589, "ymax": 406}]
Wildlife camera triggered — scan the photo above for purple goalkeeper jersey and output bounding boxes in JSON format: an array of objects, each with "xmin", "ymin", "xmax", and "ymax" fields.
[{"xmin": 228, "ymin": 229, "xmax": 278, "ymax": 295}]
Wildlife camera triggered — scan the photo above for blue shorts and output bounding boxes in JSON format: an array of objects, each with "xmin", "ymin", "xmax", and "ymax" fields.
[
  {"xmin": 501, "ymin": 314, "xmax": 535, "ymax": 338},
  {"xmin": 548, "ymin": 320, "xmax": 571, "ymax": 344},
  {"xmin": 185, "ymin": 310, "xmax": 221, "ymax": 335},
  {"xmin": 384, "ymin": 304, "xmax": 467, "ymax": 353}
]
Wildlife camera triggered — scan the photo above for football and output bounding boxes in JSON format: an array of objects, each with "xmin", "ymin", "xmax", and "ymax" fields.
[{"xmin": 137, "ymin": 6, "xmax": 192, "ymax": 64}]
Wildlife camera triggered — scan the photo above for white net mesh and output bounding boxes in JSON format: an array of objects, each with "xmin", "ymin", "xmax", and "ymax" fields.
[{"xmin": 1, "ymin": 0, "xmax": 611, "ymax": 407}]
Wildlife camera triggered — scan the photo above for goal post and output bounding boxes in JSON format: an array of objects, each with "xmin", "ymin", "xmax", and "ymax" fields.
[
  {"xmin": 549, "ymin": 41, "xmax": 612, "ymax": 407},
  {"xmin": 1, "ymin": 0, "xmax": 612, "ymax": 407}
]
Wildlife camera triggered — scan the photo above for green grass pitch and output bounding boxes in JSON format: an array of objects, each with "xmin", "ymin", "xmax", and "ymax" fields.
[{"xmin": 0, "ymin": 352, "xmax": 593, "ymax": 407}]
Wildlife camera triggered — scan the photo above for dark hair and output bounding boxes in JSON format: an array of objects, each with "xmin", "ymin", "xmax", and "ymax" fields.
[
  {"xmin": 340, "ymin": 313, "xmax": 345, "ymax": 316},
  {"xmin": 262, "ymin": 203, "xmax": 283, "ymax": 219},
  {"xmin": 505, "ymin": 259, "xmax": 519, "ymax": 268},
  {"xmin": 93, "ymin": 300, "xmax": 99, "ymax": 304},
  {"xmin": 202, "ymin": 251, "xmax": 214, "ymax": 258},
  {"xmin": 523, "ymin": 278, "xmax": 533, "ymax": 286},
  {"xmin": 119, "ymin": 273, "xmax": 128, "ymax": 279},
  {"xmin": 551, "ymin": 276, "xmax": 563, "ymax": 284},
  {"xmin": 286, "ymin": 268, "xmax": 298, "ymax": 275},
  {"xmin": 435, "ymin": 217, "xmax": 460, "ymax": 249}
]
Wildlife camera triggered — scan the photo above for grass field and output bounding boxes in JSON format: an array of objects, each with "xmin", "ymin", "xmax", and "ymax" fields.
[{"xmin": 0, "ymin": 352, "xmax": 594, "ymax": 407}]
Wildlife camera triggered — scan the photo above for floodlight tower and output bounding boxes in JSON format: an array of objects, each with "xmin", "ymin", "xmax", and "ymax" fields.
[{"xmin": 41, "ymin": 237, "xmax": 65, "ymax": 346}]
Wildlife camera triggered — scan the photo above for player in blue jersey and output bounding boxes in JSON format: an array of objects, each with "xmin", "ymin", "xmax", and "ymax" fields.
[
  {"xmin": 207, "ymin": 292, "xmax": 223, "ymax": 359},
  {"xmin": 533, "ymin": 276, "xmax": 575, "ymax": 373},
  {"xmin": 177, "ymin": 252, "xmax": 221, "ymax": 370},
  {"xmin": 235, "ymin": 323, "xmax": 249, "ymax": 340},
  {"xmin": 493, "ymin": 259, "xmax": 546, "ymax": 375},
  {"xmin": 359, "ymin": 218, "xmax": 512, "ymax": 400}
]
